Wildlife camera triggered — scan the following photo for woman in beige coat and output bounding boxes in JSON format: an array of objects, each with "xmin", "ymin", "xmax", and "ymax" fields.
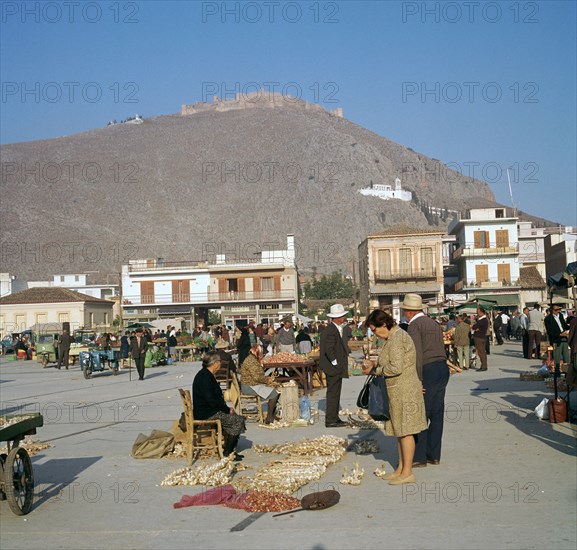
[{"xmin": 363, "ymin": 309, "xmax": 427, "ymax": 485}]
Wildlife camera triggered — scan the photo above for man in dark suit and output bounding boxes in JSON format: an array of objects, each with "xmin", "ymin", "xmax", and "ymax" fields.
[
  {"xmin": 319, "ymin": 304, "xmax": 350, "ymax": 428},
  {"xmin": 544, "ymin": 305, "xmax": 570, "ymax": 372},
  {"xmin": 131, "ymin": 327, "xmax": 149, "ymax": 381},
  {"xmin": 57, "ymin": 329, "xmax": 73, "ymax": 370}
]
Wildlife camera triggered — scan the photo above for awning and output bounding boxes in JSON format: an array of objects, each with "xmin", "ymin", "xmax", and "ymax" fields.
[
  {"xmin": 157, "ymin": 305, "xmax": 191, "ymax": 315},
  {"xmin": 295, "ymin": 313, "xmax": 313, "ymax": 323},
  {"xmin": 470, "ymin": 294, "xmax": 520, "ymax": 307}
]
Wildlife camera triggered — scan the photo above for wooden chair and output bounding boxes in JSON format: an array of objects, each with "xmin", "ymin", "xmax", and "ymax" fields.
[
  {"xmin": 230, "ymin": 372, "xmax": 265, "ymax": 424},
  {"xmin": 178, "ymin": 389, "xmax": 224, "ymax": 465}
]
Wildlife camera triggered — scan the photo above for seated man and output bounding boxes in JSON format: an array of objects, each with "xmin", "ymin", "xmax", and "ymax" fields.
[{"xmin": 239, "ymin": 345, "xmax": 280, "ymax": 424}]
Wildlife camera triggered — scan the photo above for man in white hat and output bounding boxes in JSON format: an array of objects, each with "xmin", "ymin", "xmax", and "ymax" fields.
[
  {"xmin": 401, "ymin": 294, "xmax": 450, "ymax": 467},
  {"xmin": 319, "ymin": 304, "xmax": 350, "ymax": 428}
]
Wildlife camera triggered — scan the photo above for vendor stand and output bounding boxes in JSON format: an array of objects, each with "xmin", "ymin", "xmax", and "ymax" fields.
[
  {"xmin": 262, "ymin": 354, "xmax": 316, "ymax": 396},
  {"xmin": 174, "ymin": 345, "xmax": 197, "ymax": 362}
]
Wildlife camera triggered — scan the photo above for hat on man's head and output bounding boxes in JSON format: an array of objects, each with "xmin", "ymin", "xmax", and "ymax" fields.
[
  {"xmin": 327, "ymin": 304, "xmax": 347, "ymax": 318},
  {"xmin": 401, "ymin": 294, "xmax": 424, "ymax": 311}
]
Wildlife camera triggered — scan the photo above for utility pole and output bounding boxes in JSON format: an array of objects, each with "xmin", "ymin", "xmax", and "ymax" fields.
[
  {"xmin": 118, "ymin": 272, "xmax": 124, "ymax": 329},
  {"xmin": 352, "ymin": 259, "xmax": 358, "ymax": 320}
]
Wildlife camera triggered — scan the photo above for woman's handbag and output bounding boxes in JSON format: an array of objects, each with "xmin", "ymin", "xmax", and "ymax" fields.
[
  {"xmin": 356, "ymin": 375, "xmax": 373, "ymax": 409},
  {"xmin": 356, "ymin": 375, "xmax": 390, "ymax": 421}
]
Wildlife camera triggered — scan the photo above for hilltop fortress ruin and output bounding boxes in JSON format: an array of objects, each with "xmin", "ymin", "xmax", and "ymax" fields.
[{"xmin": 182, "ymin": 90, "xmax": 344, "ymax": 117}]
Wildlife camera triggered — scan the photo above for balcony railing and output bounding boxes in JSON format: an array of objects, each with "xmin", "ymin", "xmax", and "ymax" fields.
[
  {"xmin": 518, "ymin": 252, "xmax": 545, "ymax": 263},
  {"xmin": 122, "ymin": 290, "xmax": 296, "ymax": 306},
  {"xmin": 452, "ymin": 244, "xmax": 518, "ymax": 261},
  {"xmin": 208, "ymin": 290, "xmax": 295, "ymax": 302},
  {"xmin": 454, "ymin": 278, "xmax": 520, "ymax": 291},
  {"xmin": 374, "ymin": 269, "xmax": 437, "ymax": 283},
  {"xmin": 127, "ymin": 256, "xmax": 270, "ymax": 272}
]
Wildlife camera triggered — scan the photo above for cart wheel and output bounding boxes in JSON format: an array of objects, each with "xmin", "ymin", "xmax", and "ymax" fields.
[
  {"xmin": 42, "ymin": 355, "xmax": 48, "ymax": 368},
  {"xmin": 83, "ymin": 364, "xmax": 92, "ymax": 379},
  {"xmin": 112, "ymin": 365, "xmax": 119, "ymax": 376},
  {"xmin": 0, "ymin": 453, "xmax": 7, "ymax": 501},
  {"xmin": 4, "ymin": 447, "xmax": 34, "ymax": 515}
]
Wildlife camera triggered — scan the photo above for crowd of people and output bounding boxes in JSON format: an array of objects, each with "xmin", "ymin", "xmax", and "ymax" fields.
[{"xmin": 5, "ymin": 300, "xmax": 575, "ymax": 471}]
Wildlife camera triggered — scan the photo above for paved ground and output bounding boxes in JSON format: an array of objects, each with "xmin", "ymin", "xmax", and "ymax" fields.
[{"xmin": 0, "ymin": 341, "xmax": 576, "ymax": 550}]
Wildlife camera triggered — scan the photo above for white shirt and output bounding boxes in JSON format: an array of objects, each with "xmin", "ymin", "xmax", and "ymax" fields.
[
  {"xmin": 330, "ymin": 321, "xmax": 345, "ymax": 365},
  {"xmin": 519, "ymin": 313, "xmax": 528, "ymax": 330},
  {"xmin": 408, "ymin": 312, "xmax": 425, "ymax": 324},
  {"xmin": 553, "ymin": 314, "xmax": 564, "ymax": 332}
]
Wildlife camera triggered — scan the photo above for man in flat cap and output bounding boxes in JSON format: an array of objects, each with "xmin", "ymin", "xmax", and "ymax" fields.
[{"xmin": 401, "ymin": 294, "xmax": 450, "ymax": 467}]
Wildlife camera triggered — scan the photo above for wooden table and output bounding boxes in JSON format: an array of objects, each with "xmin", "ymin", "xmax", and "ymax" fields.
[
  {"xmin": 263, "ymin": 360, "xmax": 316, "ymax": 395},
  {"xmin": 175, "ymin": 345, "xmax": 196, "ymax": 362}
]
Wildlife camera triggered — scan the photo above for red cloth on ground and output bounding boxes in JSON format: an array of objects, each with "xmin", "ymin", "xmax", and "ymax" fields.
[{"xmin": 173, "ymin": 484, "xmax": 237, "ymax": 509}]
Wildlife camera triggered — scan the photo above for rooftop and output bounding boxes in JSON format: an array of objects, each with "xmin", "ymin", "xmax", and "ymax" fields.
[
  {"xmin": 0, "ymin": 287, "xmax": 114, "ymax": 305},
  {"xmin": 368, "ymin": 224, "xmax": 446, "ymax": 238}
]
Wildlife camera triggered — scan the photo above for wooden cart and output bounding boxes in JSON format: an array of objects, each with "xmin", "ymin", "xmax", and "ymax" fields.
[{"xmin": 0, "ymin": 413, "xmax": 43, "ymax": 515}]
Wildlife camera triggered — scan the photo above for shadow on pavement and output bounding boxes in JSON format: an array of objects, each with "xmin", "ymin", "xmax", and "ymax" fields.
[
  {"xmin": 33, "ymin": 455, "xmax": 102, "ymax": 509},
  {"xmin": 469, "ymin": 376, "xmax": 577, "ymax": 457}
]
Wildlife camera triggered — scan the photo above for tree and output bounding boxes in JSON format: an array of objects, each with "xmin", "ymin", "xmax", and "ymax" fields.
[
  {"xmin": 208, "ymin": 310, "xmax": 222, "ymax": 325},
  {"xmin": 303, "ymin": 271, "xmax": 354, "ymax": 300}
]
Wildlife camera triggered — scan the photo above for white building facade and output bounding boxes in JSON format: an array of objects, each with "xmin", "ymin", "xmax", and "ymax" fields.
[{"xmin": 448, "ymin": 207, "xmax": 521, "ymax": 308}]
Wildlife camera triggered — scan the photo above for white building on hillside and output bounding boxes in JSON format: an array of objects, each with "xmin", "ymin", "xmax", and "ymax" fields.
[{"xmin": 359, "ymin": 178, "xmax": 412, "ymax": 201}]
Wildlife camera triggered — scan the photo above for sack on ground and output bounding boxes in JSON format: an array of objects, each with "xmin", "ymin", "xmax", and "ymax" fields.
[
  {"xmin": 547, "ymin": 397, "xmax": 567, "ymax": 423},
  {"xmin": 131, "ymin": 430, "xmax": 174, "ymax": 458},
  {"xmin": 534, "ymin": 397, "xmax": 549, "ymax": 420}
]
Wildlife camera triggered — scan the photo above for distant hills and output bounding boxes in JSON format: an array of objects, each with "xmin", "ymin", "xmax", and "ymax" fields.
[{"xmin": 0, "ymin": 95, "xmax": 555, "ymax": 280}]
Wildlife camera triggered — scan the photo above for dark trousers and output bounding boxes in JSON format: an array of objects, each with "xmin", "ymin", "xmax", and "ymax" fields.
[
  {"xmin": 325, "ymin": 374, "xmax": 343, "ymax": 425},
  {"xmin": 494, "ymin": 328, "xmax": 503, "ymax": 345},
  {"xmin": 57, "ymin": 347, "xmax": 69, "ymax": 369},
  {"xmin": 134, "ymin": 356, "xmax": 146, "ymax": 380},
  {"xmin": 522, "ymin": 330, "xmax": 529, "ymax": 358},
  {"xmin": 414, "ymin": 361, "xmax": 450, "ymax": 463},
  {"xmin": 527, "ymin": 330, "xmax": 541, "ymax": 359},
  {"xmin": 474, "ymin": 337, "xmax": 487, "ymax": 370}
]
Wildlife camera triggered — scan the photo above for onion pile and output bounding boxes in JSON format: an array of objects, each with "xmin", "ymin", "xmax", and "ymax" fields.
[
  {"xmin": 161, "ymin": 455, "xmax": 239, "ymax": 487},
  {"xmin": 263, "ymin": 353, "xmax": 309, "ymax": 364},
  {"xmin": 340, "ymin": 462, "xmax": 365, "ymax": 486}
]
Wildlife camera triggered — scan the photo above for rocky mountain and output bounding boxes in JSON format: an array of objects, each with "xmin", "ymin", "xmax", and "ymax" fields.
[{"xmin": 1, "ymin": 95, "xmax": 517, "ymax": 280}]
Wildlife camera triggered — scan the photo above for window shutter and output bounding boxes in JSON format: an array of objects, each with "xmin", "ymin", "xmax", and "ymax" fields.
[
  {"xmin": 496, "ymin": 230, "xmax": 509, "ymax": 248},
  {"xmin": 497, "ymin": 264, "xmax": 511, "ymax": 283},
  {"xmin": 475, "ymin": 265, "xmax": 489, "ymax": 283},
  {"xmin": 140, "ymin": 281, "xmax": 155, "ymax": 304}
]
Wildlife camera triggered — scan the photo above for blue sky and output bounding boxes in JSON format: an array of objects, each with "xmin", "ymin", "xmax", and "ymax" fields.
[{"xmin": 1, "ymin": 0, "xmax": 575, "ymax": 225}]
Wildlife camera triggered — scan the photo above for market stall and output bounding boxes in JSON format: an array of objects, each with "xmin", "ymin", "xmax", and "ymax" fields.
[{"xmin": 262, "ymin": 353, "xmax": 316, "ymax": 395}]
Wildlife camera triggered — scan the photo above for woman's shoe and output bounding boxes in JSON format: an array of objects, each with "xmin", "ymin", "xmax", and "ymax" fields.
[
  {"xmin": 389, "ymin": 474, "xmax": 416, "ymax": 485},
  {"xmin": 382, "ymin": 472, "xmax": 400, "ymax": 480}
]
